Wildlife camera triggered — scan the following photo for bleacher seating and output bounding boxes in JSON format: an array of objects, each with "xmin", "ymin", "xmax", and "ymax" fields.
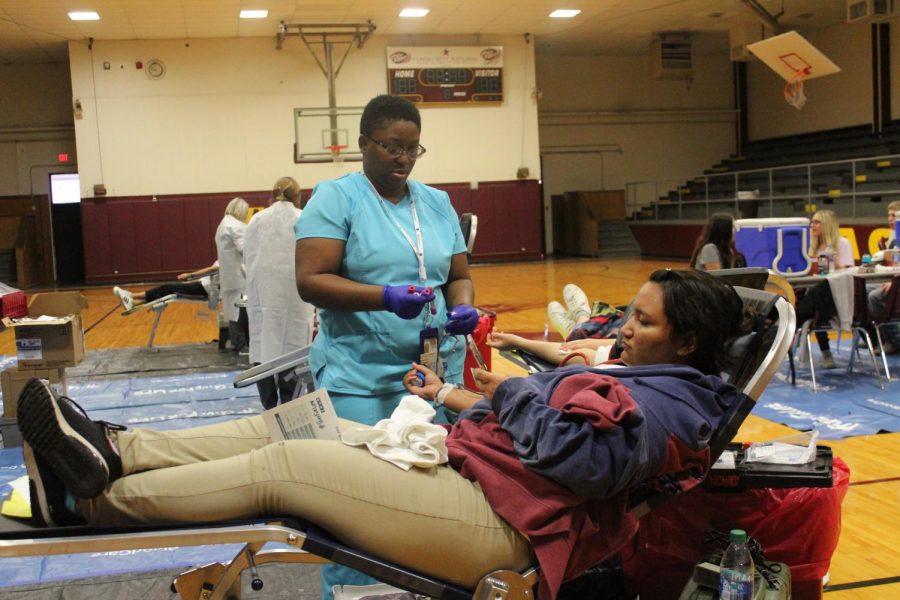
[{"xmin": 637, "ymin": 122, "xmax": 900, "ymax": 221}]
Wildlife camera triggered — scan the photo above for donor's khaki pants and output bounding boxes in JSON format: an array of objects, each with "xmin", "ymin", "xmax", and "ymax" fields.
[{"xmin": 78, "ymin": 415, "xmax": 533, "ymax": 589}]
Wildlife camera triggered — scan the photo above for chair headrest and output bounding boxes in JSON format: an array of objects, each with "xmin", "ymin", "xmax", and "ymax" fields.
[{"xmin": 720, "ymin": 331, "xmax": 757, "ymax": 385}]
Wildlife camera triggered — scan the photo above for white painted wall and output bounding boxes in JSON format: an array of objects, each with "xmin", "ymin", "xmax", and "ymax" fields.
[
  {"xmin": 746, "ymin": 20, "xmax": 872, "ymax": 139},
  {"xmin": 67, "ymin": 34, "xmax": 540, "ymax": 199}
]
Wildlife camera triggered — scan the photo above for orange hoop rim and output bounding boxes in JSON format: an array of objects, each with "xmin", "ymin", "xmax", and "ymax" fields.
[
  {"xmin": 783, "ymin": 68, "xmax": 809, "ymax": 103},
  {"xmin": 325, "ymin": 144, "xmax": 348, "ymax": 156},
  {"xmin": 784, "ymin": 67, "xmax": 809, "ymax": 90}
]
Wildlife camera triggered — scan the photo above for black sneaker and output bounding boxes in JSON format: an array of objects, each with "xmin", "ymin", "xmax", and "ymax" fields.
[
  {"xmin": 23, "ymin": 443, "xmax": 85, "ymax": 527},
  {"xmin": 17, "ymin": 378, "xmax": 125, "ymax": 498}
]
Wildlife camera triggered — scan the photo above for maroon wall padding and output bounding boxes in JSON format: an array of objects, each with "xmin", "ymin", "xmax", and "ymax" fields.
[
  {"xmin": 159, "ymin": 197, "xmax": 189, "ymax": 272},
  {"xmin": 436, "ymin": 179, "xmax": 542, "ymax": 261},
  {"xmin": 81, "ymin": 180, "xmax": 542, "ymax": 284},
  {"xmin": 107, "ymin": 200, "xmax": 138, "ymax": 277},
  {"xmin": 81, "ymin": 198, "xmax": 111, "ymax": 279},
  {"xmin": 133, "ymin": 199, "xmax": 164, "ymax": 275}
]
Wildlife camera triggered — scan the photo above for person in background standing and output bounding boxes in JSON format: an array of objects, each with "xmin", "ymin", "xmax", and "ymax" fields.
[
  {"xmin": 245, "ymin": 177, "xmax": 315, "ymax": 409},
  {"xmin": 215, "ymin": 197, "xmax": 249, "ymax": 352}
]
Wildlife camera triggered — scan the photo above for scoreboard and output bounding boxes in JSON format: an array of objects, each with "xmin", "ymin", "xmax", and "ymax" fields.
[{"xmin": 387, "ymin": 46, "xmax": 503, "ymax": 105}]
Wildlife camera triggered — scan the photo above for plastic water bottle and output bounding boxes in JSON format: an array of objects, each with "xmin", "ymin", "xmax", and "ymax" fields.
[
  {"xmin": 817, "ymin": 254, "xmax": 829, "ymax": 276},
  {"xmin": 719, "ymin": 529, "xmax": 755, "ymax": 600}
]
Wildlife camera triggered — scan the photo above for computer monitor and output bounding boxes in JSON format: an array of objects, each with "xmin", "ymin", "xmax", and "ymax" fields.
[{"xmin": 49, "ymin": 173, "xmax": 81, "ymax": 205}]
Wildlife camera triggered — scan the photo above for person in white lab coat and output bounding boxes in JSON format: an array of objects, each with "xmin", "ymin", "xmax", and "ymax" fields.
[
  {"xmin": 215, "ymin": 197, "xmax": 249, "ymax": 352},
  {"xmin": 244, "ymin": 177, "xmax": 314, "ymax": 408}
]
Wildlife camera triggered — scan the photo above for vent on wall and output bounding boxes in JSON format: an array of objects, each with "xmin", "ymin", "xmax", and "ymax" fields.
[
  {"xmin": 651, "ymin": 33, "xmax": 693, "ymax": 80},
  {"xmin": 847, "ymin": 0, "xmax": 897, "ymax": 22}
]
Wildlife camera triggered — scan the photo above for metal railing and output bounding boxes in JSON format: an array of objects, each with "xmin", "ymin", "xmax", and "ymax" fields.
[{"xmin": 626, "ymin": 153, "xmax": 900, "ymax": 222}]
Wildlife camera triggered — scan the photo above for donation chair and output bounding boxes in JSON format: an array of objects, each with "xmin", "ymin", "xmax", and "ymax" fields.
[
  {"xmin": 121, "ymin": 273, "xmax": 221, "ymax": 351},
  {"xmin": 459, "ymin": 212, "xmax": 478, "ymax": 259},
  {"xmin": 792, "ymin": 275, "xmax": 883, "ymax": 392},
  {"xmin": 0, "ymin": 288, "xmax": 794, "ymax": 600}
]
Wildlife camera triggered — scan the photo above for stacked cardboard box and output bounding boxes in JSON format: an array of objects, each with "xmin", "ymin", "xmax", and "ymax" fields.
[{"xmin": 0, "ymin": 292, "xmax": 86, "ymax": 446}]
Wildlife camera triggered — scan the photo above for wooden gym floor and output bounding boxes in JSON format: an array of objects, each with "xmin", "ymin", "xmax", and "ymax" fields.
[{"xmin": 1, "ymin": 257, "xmax": 897, "ymax": 598}]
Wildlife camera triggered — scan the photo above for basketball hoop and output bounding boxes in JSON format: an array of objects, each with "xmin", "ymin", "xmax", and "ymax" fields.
[
  {"xmin": 326, "ymin": 144, "xmax": 347, "ymax": 164},
  {"xmin": 747, "ymin": 32, "xmax": 840, "ymax": 112},
  {"xmin": 784, "ymin": 68, "xmax": 809, "ymax": 110}
]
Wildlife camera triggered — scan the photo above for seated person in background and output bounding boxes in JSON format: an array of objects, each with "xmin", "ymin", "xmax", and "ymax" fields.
[
  {"xmin": 547, "ymin": 283, "xmax": 626, "ymax": 341},
  {"xmin": 795, "ymin": 209, "xmax": 855, "ymax": 369},
  {"xmin": 875, "ymin": 199, "xmax": 899, "ymax": 251},
  {"xmin": 689, "ymin": 212, "xmax": 745, "ymax": 271},
  {"xmin": 113, "ymin": 262, "xmax": 218, "ymax": 312},
  {"xmin": 19, "ymin": 269, "xmax": 752, "ymax": 600},
  {"xmin": 868, "ymin": 200, "xmax": 900, "ymax": 354}
]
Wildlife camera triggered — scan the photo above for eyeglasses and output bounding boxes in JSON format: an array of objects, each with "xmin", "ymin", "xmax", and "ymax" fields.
[{"xmin": 362, "ymin": 134, "xmax": 426, "ymax": 159}]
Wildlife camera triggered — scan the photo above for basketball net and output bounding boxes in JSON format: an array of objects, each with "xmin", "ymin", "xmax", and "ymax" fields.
[
  {"xmin": 327, "ymin": 145, "xmax": 347, "ymax": 164},
  {"xmin": 784, "ymin": 68, "xmax": 808, "ymax": 110}
]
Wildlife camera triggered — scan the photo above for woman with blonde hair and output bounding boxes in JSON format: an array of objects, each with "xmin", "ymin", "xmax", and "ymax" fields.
[
  {"xmin": 808, "ymin": 209, "xmax": 853, "ymax": 269},
  {"xmin": 216, "ymin": 197, "xmax": 250, "ymax": 352},
  {"xmin": 245, "ymin": 177, "xmax": 315, "ymax": 409},
  {"xmin": 796, "ymin": 209, "xmax": 855, "ymax": 368}
]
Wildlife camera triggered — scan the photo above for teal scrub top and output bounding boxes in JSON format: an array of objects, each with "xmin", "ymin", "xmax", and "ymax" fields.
[{"xmin": 295, "ymin": 172, "xmax": 468, "ymax": 397}]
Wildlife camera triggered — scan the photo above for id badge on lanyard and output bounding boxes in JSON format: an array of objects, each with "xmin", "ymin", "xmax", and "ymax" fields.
[
  {"xmin": 367, "ymin": 175, "xmax": 442, "ymax": 374},
  {"xmin": 419, "ymin": 327, "xmax": 442, "ymax": 377}
]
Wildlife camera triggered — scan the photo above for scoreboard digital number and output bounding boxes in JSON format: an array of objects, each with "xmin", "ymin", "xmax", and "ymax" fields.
[{"xmin": 387, "ymin": 46, "xmax": 503, "ymax": 105}]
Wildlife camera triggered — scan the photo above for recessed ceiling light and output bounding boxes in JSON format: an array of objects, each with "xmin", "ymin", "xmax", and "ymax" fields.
[
  {"xmin": 549, "ymin": 9, "xmax": 581, "ymax": 18},
  {"xmin": 399, "ymin": 8, "xmax": 430, "ymax": 18},
  {"xmin": 68, "ymin": 11, "xmax": 100, "ymax": 21},
  {"xmin": 240, "ymin": 10, "xmax": 268, "ymax": 19}
]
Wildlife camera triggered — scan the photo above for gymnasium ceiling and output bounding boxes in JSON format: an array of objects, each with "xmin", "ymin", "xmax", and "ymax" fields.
[{"xmin": 0, "ymin": 1, "xmax": 849, "ymax": 65}]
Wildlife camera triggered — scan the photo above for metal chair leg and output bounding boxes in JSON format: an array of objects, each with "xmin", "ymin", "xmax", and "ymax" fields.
[
  {"xmin": 875, "ymin": 325, "xmax": 892, "ymax": 380},
  {"xmin": 857, "ymin": 328, "xmax": 884, "ymax": 390},
  {"xmin": 146, "ymin": 303, "xmax": 167, "ymax": 352},
  {"xmin": 806, "ymin": 333, "xmax": 818, "ymax": 393}
]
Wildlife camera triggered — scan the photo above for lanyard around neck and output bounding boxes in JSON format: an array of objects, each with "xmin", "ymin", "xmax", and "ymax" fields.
[{"xmin": 364, "ymin": 174, "xmax": 427, "ymax": 282}]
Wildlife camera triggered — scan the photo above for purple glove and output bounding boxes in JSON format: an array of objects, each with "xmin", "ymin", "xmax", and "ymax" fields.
[
  {"xmin": 445, "ymin": 304, "xmax": 479, "ymax": 335},
  {"xmin": 382, "ymin": 285, "xmax": 435, "ymax": 319}
]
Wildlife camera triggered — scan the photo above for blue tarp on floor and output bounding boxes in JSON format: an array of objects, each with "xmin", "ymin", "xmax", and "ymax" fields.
[{"xmin": 751, "ymin": 345, "xmax": 900, "ymax": 439}]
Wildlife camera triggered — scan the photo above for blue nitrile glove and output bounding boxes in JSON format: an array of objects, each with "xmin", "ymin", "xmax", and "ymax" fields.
[
  {"xmin": 445, "ymin": 304, "xmax": 479, "ymax": 335},
  {"xmin": 382, "ymin": 285, "xmax": 435, "ymax": 319}
]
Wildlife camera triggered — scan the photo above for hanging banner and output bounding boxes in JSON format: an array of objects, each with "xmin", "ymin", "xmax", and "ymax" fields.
[{"xmin": 386, "ymin": 46, "xmax": 503, "ymax": 105}]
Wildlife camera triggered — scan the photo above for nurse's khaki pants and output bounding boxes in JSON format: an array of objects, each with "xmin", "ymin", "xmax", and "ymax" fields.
[{"xmin": 79, "ymin": 416, "xmax": 533, "ymax": 590}]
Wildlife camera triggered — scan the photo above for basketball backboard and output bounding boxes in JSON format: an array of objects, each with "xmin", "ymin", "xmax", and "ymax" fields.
[
  {"xmin": 294, "ymin": 106, "xmax": 364, "ymax": 163},
  {"xmin": 747, "ymin": 31, "xmax": 841, "ymax": 82}
]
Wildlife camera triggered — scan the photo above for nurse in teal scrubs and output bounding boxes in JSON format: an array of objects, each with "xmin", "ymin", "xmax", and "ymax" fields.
[{"xmin": 295, "ymin": 94, "xmax": 478, "ymax": 598}]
